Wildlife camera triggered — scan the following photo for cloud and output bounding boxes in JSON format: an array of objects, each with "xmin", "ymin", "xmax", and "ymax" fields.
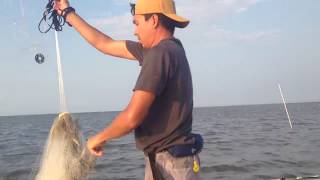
[
  {"xmin": 202, "ymin": 25, "xmax": 280, "ymax": 43},
  {"xmin": 88, "ymin": 0, "xmax": 275, "ymax": 44},
  {"xmin": 111, "ymin": 0, "xmax": 133, "ymax": 6},
  {"xmin": 175, "ymin": 0, "xmax": 279, "ymax": 45},
  {"xmin": 90, "ymin": 0, "xmax": 262, "ymax": 26},
  {"xmin": 88, "ymin": 12, "xmax": 135, "ymax": 39},
  {"xmin": 175, "ymin": 0, "xmax": 261, "ymax": 24}
]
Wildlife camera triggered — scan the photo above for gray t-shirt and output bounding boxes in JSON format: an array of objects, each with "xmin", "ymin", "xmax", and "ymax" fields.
[{"xmin": 126, "ymin": 38, "xmax": 194, "ymax": 153}]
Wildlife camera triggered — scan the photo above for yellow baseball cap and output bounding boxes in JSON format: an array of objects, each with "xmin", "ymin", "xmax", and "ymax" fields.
[{"xmin": 134, "ymin": 0, "xmax": 190, "ymax": 28}]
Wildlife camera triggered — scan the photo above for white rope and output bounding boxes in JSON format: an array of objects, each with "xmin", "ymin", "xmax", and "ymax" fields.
[{"xmin": 54, "ymin": 31, "xmax": 68, "ymax": 112}]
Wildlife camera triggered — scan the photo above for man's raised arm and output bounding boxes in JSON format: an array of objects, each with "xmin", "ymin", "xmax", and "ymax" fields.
[{"xmin": 55, "ymin": 0, "xmax": 136, "ymax": 60}]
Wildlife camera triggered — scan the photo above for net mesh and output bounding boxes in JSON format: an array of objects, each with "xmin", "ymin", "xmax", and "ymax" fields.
[{"xmin": 36, "ymin": 112, "xmax": 95, "ymax": 180}]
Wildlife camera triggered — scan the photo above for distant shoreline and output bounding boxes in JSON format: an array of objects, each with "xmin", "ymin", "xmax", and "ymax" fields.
[{"xmin": 1, "ymin": 101, "xmax": 319, "ymax": 118}]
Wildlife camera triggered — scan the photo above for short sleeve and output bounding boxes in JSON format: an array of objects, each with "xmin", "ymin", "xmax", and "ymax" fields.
[
  {"xmin": 133, "ymin": 49, "xmax": 172, "ymax": 96},
  {"xmin": 126, "ymin": 40, "xmax": 144, "ymax": 65}
]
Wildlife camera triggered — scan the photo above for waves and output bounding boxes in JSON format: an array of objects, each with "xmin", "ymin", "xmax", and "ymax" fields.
[{"xmin": 1, "ymin": 102, "xmax": 320, "ymax": 179}]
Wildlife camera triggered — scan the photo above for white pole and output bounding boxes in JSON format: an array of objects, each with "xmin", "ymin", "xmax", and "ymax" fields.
[{"xmin": 278, "ymin": 84, "xmax": 292, "ymax": 128}]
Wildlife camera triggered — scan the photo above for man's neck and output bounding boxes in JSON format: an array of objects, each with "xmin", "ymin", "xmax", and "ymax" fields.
[{"xmin": 150, "ymin": 29, "xmax": 173, "ymax": 48}]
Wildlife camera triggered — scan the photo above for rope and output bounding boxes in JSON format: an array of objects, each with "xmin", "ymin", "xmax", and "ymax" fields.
[{"xmin": 38, "ymin": 0, "xmax": 66, "ymax": 33}]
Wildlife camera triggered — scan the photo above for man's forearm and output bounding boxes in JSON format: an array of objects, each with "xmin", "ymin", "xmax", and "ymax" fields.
[
  {"xmin": 95, "ymin": 110, "xmax": 138, "ymax": 144},
  {"xmin": 86, "ymin": 90, "xmax": 155, "ymax": 156}
]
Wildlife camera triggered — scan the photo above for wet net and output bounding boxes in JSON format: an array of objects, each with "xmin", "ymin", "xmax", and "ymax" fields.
[{"xmin": 36, "ymin": 112, "xmax": 95, "ymax": 180}]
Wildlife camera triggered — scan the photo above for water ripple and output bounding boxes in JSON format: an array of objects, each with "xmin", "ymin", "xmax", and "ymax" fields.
[{"xmin": 1, "ymin": 102, "xmax": 320, "ymax": 179}]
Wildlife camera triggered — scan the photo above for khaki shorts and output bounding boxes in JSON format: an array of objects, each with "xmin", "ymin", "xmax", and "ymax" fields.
[{"xmin": 144, "ymin": 151, "xmax": 201, "ymax": 180}]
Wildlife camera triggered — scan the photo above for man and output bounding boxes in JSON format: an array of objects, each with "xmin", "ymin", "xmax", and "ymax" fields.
[{"xmin": 54, "ymin": 0, "xmax": 202, "ymax": 179}]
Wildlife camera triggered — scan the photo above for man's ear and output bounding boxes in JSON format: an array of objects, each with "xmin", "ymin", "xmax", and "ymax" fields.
[{"xmin": 151, "ymin": 14, "xmax": 160, "ymax": 29}]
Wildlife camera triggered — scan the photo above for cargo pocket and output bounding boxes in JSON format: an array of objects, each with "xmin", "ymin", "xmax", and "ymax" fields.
[{"xmin": 165, "ymin": 153, "xmax": 200, "ymax": 180}]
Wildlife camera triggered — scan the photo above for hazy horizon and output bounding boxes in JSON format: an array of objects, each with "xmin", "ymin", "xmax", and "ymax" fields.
[{"xmin": 2, "ymin": 101, "xmax": 319, "ymax": 117}]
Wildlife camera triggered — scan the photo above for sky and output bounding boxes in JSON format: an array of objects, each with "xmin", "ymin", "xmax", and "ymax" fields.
[{"xmin": 0, "ymin": 0, "xmax": 319, "ymax": 116}]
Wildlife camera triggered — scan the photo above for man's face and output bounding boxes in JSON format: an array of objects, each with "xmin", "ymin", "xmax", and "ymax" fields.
[{"xmin": 133, "ymin": 14, "xmax": 156, "ymax": 48}]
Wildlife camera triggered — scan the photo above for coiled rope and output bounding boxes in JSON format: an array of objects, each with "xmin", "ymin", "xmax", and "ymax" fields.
[{"xmin": 38, "ymin": 0, "xmax": 66, "ymax": 33}]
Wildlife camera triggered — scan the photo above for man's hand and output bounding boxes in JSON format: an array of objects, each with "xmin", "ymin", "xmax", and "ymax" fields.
[
  {"xmin": 54, "ymin": 0, "xmax": 70, "ymax": 15},
  {"xmin": 87, "ymin": 134, "xmax": 106, "ymax": 157}
]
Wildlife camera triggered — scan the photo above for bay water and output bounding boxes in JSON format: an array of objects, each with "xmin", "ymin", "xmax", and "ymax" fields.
[{"xmin": 1, "ymin": 102, "xmax": 319, "ymax": 180}]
